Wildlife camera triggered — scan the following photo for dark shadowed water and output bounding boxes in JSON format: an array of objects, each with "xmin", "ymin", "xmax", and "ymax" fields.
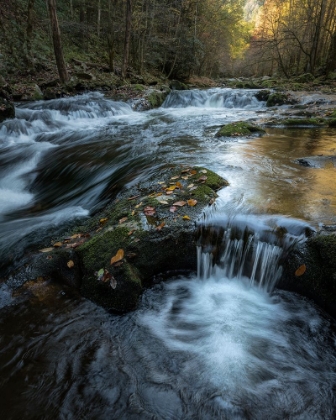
[{"xmin": 0, "ymin": 89, "xmax": 336, "ymax": 419}]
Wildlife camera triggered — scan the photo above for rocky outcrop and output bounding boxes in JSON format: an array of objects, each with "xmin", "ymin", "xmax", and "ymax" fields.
[
  {"xmin": 216, "ymin": 121, "xmax": 266, "ymax": 137},
  {"xmin": 7, "ymin": 166, "xmax": 228, "ymax": 312}
]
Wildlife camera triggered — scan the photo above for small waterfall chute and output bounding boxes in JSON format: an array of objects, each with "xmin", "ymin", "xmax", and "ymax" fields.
[{"xmin": 196, "ymin": 214, "xmax": 313, "ymax": 292}]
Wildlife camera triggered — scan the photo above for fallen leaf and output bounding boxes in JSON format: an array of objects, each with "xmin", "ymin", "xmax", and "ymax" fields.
[
  {"xmin": 102, "ymin": 269, "xmax": 112, "ymax": 282},
  {"xmin": 128, "ymin": 229, "xmax": 135, "ymax": 236},
  {"xmin": 176, "ymin": 181, "xmax": 183, "ymax": 189},
  {"xmin": 128, "ymin": 195, "xmax": 140, "ymax": 200},
  {"xmin": 187, "ymin": 183, "xmax": 195, "ymax": 189},
  {"xmin": 155, "ymin": 192, "xmax": 163, "ymax": 197},
  {"xmin": 46, "ymin": 255, "xmax": 53, "ymax": 260},
  {"xmin": 100, "ymin": 218, "xmax": 108, "ymax": 224},
  {"xmin": 71, "ymin": 234, "xmax": 82, "ymax": 239},
  {"xmin": 39, "ymin": 247, "xmax": 54, "ymax": 253},
  {"xmin": 166, "ymin": 190, "xmax": 174, "ymax": 195},
  {"xmin": 158, "ymin": 181, "xmax": 165, "ymax": 184},
  {"xmin": 198, "ymin": 175, "xmax": 208, "ymax": 182},
  {"xmin": 183, "ymin": 215, "xmax": 191, "ymax": 221},
  {"xmin": 135, "ymin": 202, "xmax": 143, "ymax": 209},
  {"xmin": 170, "ymin": 176, "xmax": 179, "ymax": 180},
  {"xmin": 157, "ymin": 200, "xmax": 169, "ymax": 205},
  {"xmin": 199, "ymin": 169, "xmax": 208, "ymax": 174},
  {"xmin": 295, "ymin": 264, "xmax": 306, "ymax": 277},
  {"xmin": 190, "ymin": 169, "xmax": 197, "ymax": 175},
  {"xmin": 189, "ymin": 186, "xmax": 197, "ymax": 191},
  {"xmin": 110, "ymin": 277, "xmax": 117, "ymax": 289},
  {"xmin": 173, "ymin": 201, "xmax": 186, "ymax": 207},
  {"xmin": 181, "ymin": 168, "xmax": 191, "ymax": 174},
  {"xmin": 111, "ymin": 249, "xmax": 125, "ymax": 265},
  {"xmin": 144, "ymin": 206, "xmax": 156, "ymax": 216},
  {"xmin": 187, "ymin": 199, "xmax": 198, "ymax": 207},
  {"xmin": 131, "ymin": 210, "xmax": 136, "ymax": 216},
  {"xmin": 182, "ymin": 176, "xmax": 190, "ymax": 180},
  {"xmin": 166, "ymin": 186, "xmax": 177, "ymax": 191},
  {"xmin": 156, "ymin": 222, "xmax": 165, "ymax": 231},
  {"xmin": 113, "ymin": 261, "xmax": 123, "ymax": 267},
  {"xmin": 119, "ymin": 217, "xmax": 128, "ymax": 224},
  {"xmin": 67, "ymin": 260, "xmax": 74, "ymax": 269},
  {"xmin": 53, "ymin": 242, "xmax": 63, "ymax": 248},
  {"xmin": 170, "ymin": 206, "xmax": 178, "ymax": 213}
]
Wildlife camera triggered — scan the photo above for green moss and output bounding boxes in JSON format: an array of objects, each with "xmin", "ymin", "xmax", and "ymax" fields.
[
  {"xmin": 215, "ymin": 122, "xmax": 265, "ymax": 137},
  {"xmin": 294, "ymin": 73, "xmax": 315, "ymax": 83},
  {"xmin": 133, "ymin": 84, "xmax": 145, "ymax": 91},
  {"xmin": 146, "ymin": 90, "xmax": 169, "ymax": 108},
  {"xmin": 266, "ymin": 92, "xmax": 289, "ymax": 107}
]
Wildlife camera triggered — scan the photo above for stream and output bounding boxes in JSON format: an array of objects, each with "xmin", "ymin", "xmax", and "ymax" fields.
[{"xmin": 0, "ymin": 88, "xmax": 336, "ymax": 419}]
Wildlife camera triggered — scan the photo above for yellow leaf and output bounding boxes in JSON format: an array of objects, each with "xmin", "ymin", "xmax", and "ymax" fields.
[
  {"xmin": 166, "ymin": 186, "xmax": 177, "ymax": 191},
  {"xmin": 135, "ymin": 202, "xmax": 143, "ymax": 209},
  {"xmin": 100, "ymin": 218, "xmax": 108, "ymax": 224},
  {"xmin": 156, "ymin": 222, "xmax": 165, "ymax": 231},
  {"xmin": 183, "ymin": 215, "xmax": 191, "ymax": 221},
  {"xmin": 111, "ymin": 249, "xmax": 125, "ymax": 265},
  {"xmin": 53, "ymin": 242, "xmax": 63, "ymax": 248},
  {"xmin": 295, "ymin": 264, "xmax": 306, "ymax": 277},
  {"xmin": 67, "ymin": 260, "xmax": 74, "ymax": 269},
  {"xmin": 187, "ymin": 199, "xmax": 198, "ymax": 207},
  {"xmin": 176, "ymin": 181, "xmax": 183, "ymax": 189}
]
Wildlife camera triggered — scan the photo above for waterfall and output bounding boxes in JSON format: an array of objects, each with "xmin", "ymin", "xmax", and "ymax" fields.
[
  {"xmin": 162, "ymin": 88, "xmax": 264, "ymax": 109},
  {"xmin": 196, "ymin": 214, "xmax": 313, "ymax": 292}
]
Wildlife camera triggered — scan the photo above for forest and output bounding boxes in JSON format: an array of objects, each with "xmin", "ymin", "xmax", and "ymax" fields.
[{"xmin": 1, "ymin": 0, "xmax": 336, "ymax": 85}]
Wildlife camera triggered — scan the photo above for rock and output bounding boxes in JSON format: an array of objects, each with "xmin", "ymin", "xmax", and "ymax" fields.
[
  {"xmin": 280, "ymin": 233, "xmax": 336, "ymax": 318},
  {"xmin": 254, "ymin": 89, "xmax": 271, "ymax": 102},
  {"xmin": 266, "ymin": 92, "xmax": 297, "ymax": 107},
  {"xmin": 169, "ymin": 80, "xmax": 188, "ymax": 90},
  {"xmin": 215, "ymin": 121, "xmax": 266, "ymax": 137},
  {"xmin": 12, "ymin": 83, "xmax": 44, "ymax": 101},
  {"xmin": 294, "ymin": 73, "xmax": 315, "ymax": 83},
  {"xmin": 2, "ymin": 166, "xmax": 228, "ymax": 313},
  {"xmin": 294, "ymin": 155, "xmax": 336, "ymax": 168},
  {"xmin": 0, "ymin": 97, "xmax": 15, "ymax": 122},
  {"xmin": 74, "ymin": 72, "xmax": 95, "ymax": 81}
]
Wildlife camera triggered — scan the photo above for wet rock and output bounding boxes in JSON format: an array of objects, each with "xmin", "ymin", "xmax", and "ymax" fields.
[
  {"xmin": 294, "ymin": 155, "xmax": 336, "ymax": 168},
  {"xmin": 266, "ymin": 92, "xmax": 297, "ymax": 107},
  {"xmin": 12, "ymin": 83, "xmax": 44, "ymax": 101},
  {"xmin": 255, "ymin": 89, "xmax": 271, "ymax": 102},
  {"xmin": 280, "ymin": 233, "xmax": 336, "ymax": 318},
  {"xmin": 169, "ymin": 80, "xmax": 188, "ymax": 90},
  {"xmin": 0, "ymin": 97, "xmax": 15, "ymax": 122},
  {"xmin": 216, "ymin": 121, "xmax": 266, "ymax": 137}
]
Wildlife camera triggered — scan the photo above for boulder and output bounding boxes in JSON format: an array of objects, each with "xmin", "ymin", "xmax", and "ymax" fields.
[
  {"xmin": 216, "ymin": 121, "xmax": 266, "ymax": 137},
  {"xmin": 0, "ymin": 97, "xmax": 15, "ymax": 122}
]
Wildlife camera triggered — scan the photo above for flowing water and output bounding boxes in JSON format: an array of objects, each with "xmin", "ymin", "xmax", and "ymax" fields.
[{"xmin": 1, "ymin": 88, "xmax": 336, "ymax": 419}]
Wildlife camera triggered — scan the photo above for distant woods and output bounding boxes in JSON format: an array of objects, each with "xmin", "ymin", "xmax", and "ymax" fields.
[{"xmin": 1, "ymin": 0, "xmax": 336, "ymax": 81}]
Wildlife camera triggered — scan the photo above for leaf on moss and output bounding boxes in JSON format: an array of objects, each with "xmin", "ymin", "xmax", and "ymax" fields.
[
  {"xmin": 128, "ymin": 195, "xmax": 140, "ymax": 200},
  {"xmin": 156, "ymin": 222, "xmax": 165, "ymax": 231},
  {"xmin": 166, "ymin": 186, "xmax": 177, "ymax": 191},
  {"xmin": 183, "ymin": 215, "xmax": 191, "ymax": 221},
  {"xmin": 135, "ymin": 202, "xmax": 143, "ymax": 209},
  {"xmin": 67, "ymin": 260, "xmax": 74, "ymax": 269},
  {"xmin": 144, "ymin": 206, "xmax": 156, "ymax": 216},
  {"xmin": 170, "ymin": 206, "xmax": 178, "ymax": 213},
  {"xmin": 53, "ymin": 242, "xmax": 63, "ymax": 248},
  {"xmin": 295, "ymin": 264, "xmax": 306, "ymax": 277},
  {"xmin": 176, "ymin": 181, "xmax": 183, "ymax": 189},
  {"xmin": 119, "ymin": 217, "xmax": 128, "ymax": 224},
  {"xmin": 170, "ymin": 176, "xmax": 179, "ymax": 180},
  {"xmin": 198, "ymin": 175, "xmax": 207, "ymax": 183},
  {"xmin": 100, "ymin": 218, "xmax": 108, "ymax": 224},
  {"xmin": 173, "ymin": 201, "xmax": 186, "ymax": 207},
  {"xmin": 190, "ymin": 169, "xmax": 197, "ymax": 175},
  {"xmin": 187, "ymin": 183, "xmax": 194, "ymax": 189},
  {"xmin": 199, "ymin": 169, "xmax": 207, "ymax": 174},
  {"xmin": 111, "ymin": 249, "xmax": 125, "ymax": 265},
  {"xmin": 187, "ymin": 199, "xmax": 197, "ymax": 207},
  {"xmin": 39, "ymin": 247, "xmax": 54, "ymax": 253}
]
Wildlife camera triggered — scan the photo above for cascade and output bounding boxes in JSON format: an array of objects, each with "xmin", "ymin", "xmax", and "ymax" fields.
[{"xmin": 196, "ymin": 214, "xmax": 313, "ymax": 292}]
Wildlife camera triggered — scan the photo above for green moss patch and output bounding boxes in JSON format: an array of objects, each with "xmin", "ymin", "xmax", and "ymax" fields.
[{"xmin": 216, "ymin": 122, "xmax": 265, "ymax": 137}]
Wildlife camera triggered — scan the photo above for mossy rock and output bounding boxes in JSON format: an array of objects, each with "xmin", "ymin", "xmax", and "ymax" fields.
[
  {"xmin": 294, "ymin": 73, "xmax": 315, "ymax": 83},
  {"xmin": 266, "ymin": 92, "xmax": 293, "ymax": 107},
  {"xmin": 145, "ymin": 89, "xmax": 170, "ymax": 108},
  {"xmin": 0, "ymin": 97, "xmax": 15, "ymax": 122},
  {"xmin": 169, "ymin": 80, "xmax": 188, "ymax": 90},
  {"xmin": 280, "ymin": 233, "xmax": 336, "ymax": 318},
  {"xmin": 254, "ymin": 90, "xmax": 271, "ymax": 102},
  {"xmin": 215, "ymin": 121, "xmax": 266, "ymax": 137}
]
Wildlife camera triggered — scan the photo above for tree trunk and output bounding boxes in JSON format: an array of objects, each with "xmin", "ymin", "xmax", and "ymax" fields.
[
  {"xmin": 326, "ymin": 32, "xmax": 336, "ymax": 74},
  {"xmin": 47, "ymin": 0, "xmax": 68, "ymax": 83},
  {"xmin": 26, "ymin": 0, "xmax": 35, "ymax": 68},
  {"xmin": 122, "ymin": 0, "xmax": 132, "ymax": 78}
]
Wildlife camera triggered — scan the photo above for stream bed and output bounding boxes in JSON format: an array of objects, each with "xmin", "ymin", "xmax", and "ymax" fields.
[{"xmin": 0, "ymin": 88, "xmax": 336, "ymax": 419}]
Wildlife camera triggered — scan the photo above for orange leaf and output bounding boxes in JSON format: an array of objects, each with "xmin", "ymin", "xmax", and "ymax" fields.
[
  {"xmin": 67, "ymin": 260, "xmax": 74, "ymax": 269},
  {"xmin": 176, "ymin": 181, "xmax": 183, "ymax": 189},
  {"xmin": 295, "ymin": 264, "xmax": 306, "ymax": 277},
  {"xmin": 111, "ymin": 249, "xmax": 124, "ymax": 265},
  {"xmin": 166, "ymin": 186, "xmax": 177, "ymax": 191},
  {"xmin": 156, "ymin": 222, "xmax": 165, "ymax": 231},
  {"xmin": 173, "ymin": 201, "xmax": 186, "ymax": 207},
  {"xmin": 190, "ymin": 169, "xmax": 197, "ymax": 175},
  {"xmin": 187, "ymin": 199, "xmax": 198, "ymax": 207}
]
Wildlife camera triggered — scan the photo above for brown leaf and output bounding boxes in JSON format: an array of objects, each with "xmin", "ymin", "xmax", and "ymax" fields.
[
  {"xmin": 166, "ymin": 190, "xmax": 174, "ymax": 195},
  {"xmin": 176, "ymin": 181, "xmax": 183, "ymax": 189},
  {"xmin": 187, "ymin": 199, "xmax": 198, "ymax": 207},
  {"xmin": 183, "ymin": 215, "xmax": 191, "ymax": 221},
  {"xmin": 119, "ymin": 217, "xmax": 128, "ymax": 224},
  {"xmin": 111, "ymin": 249, "xmax": 125, "ymax": 265},
  {"xmin": 102, "ymin": 269, "xmax": 112, "ymax": 283},
  {"xmin": 67, "ymin": 260, "xmax": 75, "ymax": 269},
  {"xmin": 190, "ymin": 169, "xmax": 197, "ymax": 175},
  {"xmin": 198, "ymin": 175, "xmax": 208, "ymax": 182},
  {"xmin": 170, "ymin": 206, "xmax": 178, "ymax": 213},
  {"xmin": 166, "ymin": 186, "xmax": 177, "ymax": 191},
  {"xmin": 156, "ymin": 222, "xmax": 165, "ymax": 231},
  {"xmin": 100, "ymin": 218, "xmax": 108, "ymax": 224},
  {"xmin": 295, "ymin": 264, "xmax": 306, "ymax": 277},
  {"xmin": 173, "ymin": 201, "xmax": 186, "ymax": 207},
  {"xmin": 128, "ymin": 229, "xmax": 135, "ymax": 236},
  {"xmin": 181, "ymin": 168, "xmax": 191, "ymax": 174},
  {"xmin": 144, "ymin": 206, "xmax": 156, "ymax": 216},
  {"xmin": 53, "ymin": 242, "xmax": 63, "ymax": 248}
]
